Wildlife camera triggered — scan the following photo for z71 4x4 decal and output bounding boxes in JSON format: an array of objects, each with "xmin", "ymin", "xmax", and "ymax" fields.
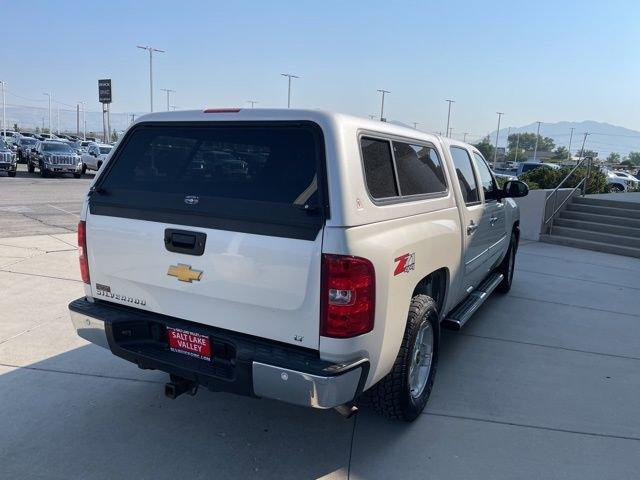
[{"xmin": 394, "ymin": 253, "xmax": 416, "ymax": 276}]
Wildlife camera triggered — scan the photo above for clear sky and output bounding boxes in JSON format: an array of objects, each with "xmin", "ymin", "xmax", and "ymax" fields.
[{"xmin": 2, "ymin": 0, "xmax": 639, "ymax": 139}]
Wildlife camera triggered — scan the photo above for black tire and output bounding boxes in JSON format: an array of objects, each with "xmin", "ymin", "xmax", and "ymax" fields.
[
  {"xmin": 73, "ymin": 173, "xmax": 81, "ymax": 178},
  {"xmin": 40, "ymin": 166, "xmax": 49, "ymax": 178},
  {"xmin": 497, "ymin": 231, "xmax": 518, "ymax": 293},
  {"xmin": 8, "ymin": 171, "xmax": 16, "ymax": 177},
  {"xmin": 363, "ymin": 294, "xmax": 439, "ymax": 421},
  {"xmin": 81, "ymin": 164, "xmax": 87, "ymax": 175},
  {"xmin": 27, "ymin": 161, "xmax": 34, "ymax": 173},
  {"xmin": 611, "ymin": 183, "xmax": 625, "ymax": 192}
]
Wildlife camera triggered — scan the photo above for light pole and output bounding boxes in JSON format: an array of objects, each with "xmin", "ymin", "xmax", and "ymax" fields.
[
  {"xmin": 368, "ymin": 114, "xmax": 377, "ymax": 120},
  {"xmin": 0, "ymin": 81, "xmax": 5, "ymax": 139},
  {"xmin": 43, "ymin": 93, "xmax": 52, "ymax": 134},
  {"xmin": 463, "ymin": 132, "xmax": 469, "ymax": 142},
  {"xmin": 567, "ymin": 127, "xmax": 574, "ymax": 163},
  {"xmin": 448, "ymin": 127, "xmax": 454, "ymax": 137},
  {"xmin": 79, "ymin": 101, "xmax": 86, "ymax": 140},
  {"xmin": 445, "ymin": 99, "xmax": 455, "ymax": 138},
  {"xmin": 281, "ymin": 73, "xmax": 299, "ymax": 108},
  {"xmin": 532, "ymin": 121, "xmax": 542, "ymax": 163},
  {"xmin": 413, "ymin": 122, "xmax": 419, "ymax": 129},
  {"xmin": 514, "ymin": 133, "xmax": 521, "ymax": 162},
  {"xmin": 493, "ymin": 112, "xmax": 504, "ymax": 163},
  {"xmin": 160, "ymin": 88, "xmax": 175, "ymax": 111},
  {"xmin": 137, "ymin": 45, "xmax": 165, "ymax": 112},
  {"xmin": 247, "ymin": 100, "xmax": 258, "ymax": 108},
  {"xmin": 377, "ymin": 89, "xmax": 390, "ymax": 121}
]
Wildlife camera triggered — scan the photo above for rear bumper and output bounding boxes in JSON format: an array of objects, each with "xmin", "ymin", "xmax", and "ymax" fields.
[{"xmin": 69, "ymin": 297, "xmax": 368, "ymax": 409}]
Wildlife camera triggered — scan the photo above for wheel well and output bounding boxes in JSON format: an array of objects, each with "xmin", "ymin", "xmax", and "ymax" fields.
[
  {"xmin": 513, "ymin": 220, "xmax": 520, "ymax": 244},
  {"xmin": 412, "ymin": 268, "xmax": 448, "ymax": 319}
]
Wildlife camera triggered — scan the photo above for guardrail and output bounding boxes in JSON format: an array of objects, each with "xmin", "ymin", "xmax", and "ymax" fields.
[{"xmin": 543, "ymin": 156, "xmax": 593, "ymax": 234}]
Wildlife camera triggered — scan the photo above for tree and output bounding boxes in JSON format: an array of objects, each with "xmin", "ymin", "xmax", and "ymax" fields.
[
  {"xmin": 606, "ymin": 152, "xmax": 621, "ymax": 164},
  {"xmin": 474, "ymin": 135, "xmax": 495, "ymax": 161},
  {"xmin": 579, "ymin": 149, "xmax": 598, "ymax": 159},
  {"xmin": 507, "ymin": 133, "xmax": 555, "ymax": 153},
  {"xmin": 621, "ymin": 160, "xmax": 635, "ymax": 167},
  {"xmin": 626, "ymin": 152, "xmax": 640, "ymax": 165},
  {"xmin": 111, "ymin": 130, "xmax": 118, "ymax": 142},
  {"xmin": 13, "ymin": 123, "xmax": 19, "ymax": 132},
  {"xmin": 552, "ymin": 146, "xmax": 570, "ymax": 160},
  {"xmin": 35, "ymin": 126, "xmax": 41, "ymax": 134}
]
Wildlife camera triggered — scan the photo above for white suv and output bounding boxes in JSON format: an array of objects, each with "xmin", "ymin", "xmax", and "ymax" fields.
[{"xmin": 69, "ymin": 109, "xmax": 527, "ymax": 421}]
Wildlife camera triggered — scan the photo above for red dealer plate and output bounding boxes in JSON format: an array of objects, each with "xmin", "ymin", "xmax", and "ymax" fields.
[{"xmin": 167, "ymin": 327, "xmax": 211, "ymax": 361}]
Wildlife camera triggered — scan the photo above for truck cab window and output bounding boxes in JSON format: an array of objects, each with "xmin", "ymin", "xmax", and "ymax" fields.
[
  {"xmin": 472, "ymin": 153, "xmax": 498, "ymax": 202},
  {"xmin": 450, "ymin": 147, "xmax": 480, "ymax": 205}
]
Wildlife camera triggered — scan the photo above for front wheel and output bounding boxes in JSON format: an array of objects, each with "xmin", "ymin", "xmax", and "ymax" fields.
[
  {"xmin": 40, "ymin": 165, "xmax": 49, "ymax": 178},
  {"xmin": 364, "ymin": 294, "xmax": 439, "ymax": 421},
  {"xmin": 27, "ymin": 161, "xmax": 34, "ymax": 173},
  {"xmin": 497, "ymin": 231, "xmax": 517, "ymax": 293},
  {"xmin": 8, "ymin": 171, "xmax": 16, "ymax": 177}
]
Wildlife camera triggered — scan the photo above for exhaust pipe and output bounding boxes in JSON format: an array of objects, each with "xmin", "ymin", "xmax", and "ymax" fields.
[{"xmin": 164, "ymin": 375, "xmax": 198, "ymax": 399}]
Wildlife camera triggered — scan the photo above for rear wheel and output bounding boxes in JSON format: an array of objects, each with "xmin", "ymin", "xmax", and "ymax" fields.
[
  {"xmin": 27, "ymin": 161, "xmax": 34, "ymax": 173},
  {"xmin": 497, "ymin": 231, "xmax": 517, "ymax": 293},
  {"xmin": 81, "ymin": 164, "xmax": 87, "ymax": 175},
  {"xmin": 73, "ymin": 173, "xmax": 81, "ymax": 179},
  {"xmin": 8, "ymin": 171, "xmax": 16, "ymax": 177},
  {"xmin": 40, "ymin": 165, "xmax": 49, "ymax": 178},
  {"xmin": 364, "ymin": 294, "xmax": 439, "ymax": 421}
]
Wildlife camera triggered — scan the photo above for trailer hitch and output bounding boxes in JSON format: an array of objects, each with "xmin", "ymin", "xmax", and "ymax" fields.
[{"xmin": 164, "ymin": 374, "xmax": 198, "ymax": 399}]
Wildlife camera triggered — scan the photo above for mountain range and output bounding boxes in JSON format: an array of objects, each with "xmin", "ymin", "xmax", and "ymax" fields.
[{"xmin": 487, "ymin": 121, "xmax": 640, "ymax": 159}]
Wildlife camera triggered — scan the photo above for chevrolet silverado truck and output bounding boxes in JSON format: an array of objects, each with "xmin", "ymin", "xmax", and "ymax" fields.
[{"xmin": 69, "ymin": 109, "xmax": 528, "ymax": 421}]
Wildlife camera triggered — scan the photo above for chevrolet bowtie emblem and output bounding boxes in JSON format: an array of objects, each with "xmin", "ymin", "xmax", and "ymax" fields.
[{"xmin": 167, "ymin": 264, "xmax": 203, "ymax": 283}]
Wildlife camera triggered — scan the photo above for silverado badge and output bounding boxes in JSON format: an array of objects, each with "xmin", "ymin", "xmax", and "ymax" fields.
[{"xmin": 167, "ymin": 264, "xmax": 203, "ymax": 283}]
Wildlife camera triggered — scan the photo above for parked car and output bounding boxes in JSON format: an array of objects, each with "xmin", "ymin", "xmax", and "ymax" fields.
[
  {"xmin": 515, "ymin": 162, "xmax": 561, "ymax": 177},
  {"xmin": 81, "ymin": 143, "xmax": 112, "ymax": 173},
  {"xmin": 603, "ymin": 169, "xmax": 640, "ymax": 191},
  {"xmin": 0, "ymin": 139, "xmax": 17, "ymax": 177},
  {"xmin": 15, "ymin": 136, "xmax": 38, "ymax": 162},
  {"xmin": 68, "ymin": 109, "xmax": 528, "ymax": 421},
  {"xmin": 28, "ymin": 140, "xmax": 83, "ymax": 178}
]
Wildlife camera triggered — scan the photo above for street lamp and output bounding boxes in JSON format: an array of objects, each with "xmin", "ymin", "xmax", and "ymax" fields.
[
  {"xmin": 0, "ymin": 81, "xmax": 6, "ymax": 139},
  {"xmin": 494, "ymin": 112, "xmax": 504, "ymax": 163},
  {"xmin": 377, "ymin": 89, "xmax": 390, "ymax": 121},
  {"xmin": 137, "ymin": 45, "xmax": 165, "ymax": 112},
  {"xmin": 445, "ymin": 99, "xmax": 455, "ymax": 138},
  {"xmin": 78, "ymin": 101, "xmax": 86, "ymax": 140},
  {"xmin": 160, "ymin": 88, "xmax": 175, "ymax": 111},
  {"xmin": 247, "ymin": 100, "xmax": 258, "ymax": 108},
  {"xmin": 281, "ymin": 73, "xmax": 299, "ymax": 108},
  {"xmin": 43, "ymin": 93, "xmax": 52, "ymax": 135}
]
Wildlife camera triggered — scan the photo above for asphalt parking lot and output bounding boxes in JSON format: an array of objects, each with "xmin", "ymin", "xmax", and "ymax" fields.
[{"xmin": 1, "ymin": 169, "xmax": 639, "ymax": 479}]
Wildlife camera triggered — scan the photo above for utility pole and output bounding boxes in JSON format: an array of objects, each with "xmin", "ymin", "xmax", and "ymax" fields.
[
  {"xmin": 413, "ymin": 122, "xmax": 419, "ymax": 129},
  {"xmin": 445, "ymin": 99, "xmax": 455, "ymax": 138},
  {"xmin": 567, "ymin": 127, "xmax": 574, "ymax": 163},
  {"xmin": 137, "ymin": 45, "xmax": 165, "ymax": 112},
  {"xmin": 43, "ymin": 93, "xmax": 52, "ymax": 134},
  {"xmin": 56, "ymin": 105, "xmax": 60, "ymax": 135},
  {"xmin": 76, "ymin": 104, "xmax": 80, "ymax": 136},
  {"xmin": 532, "ymin": 121, "xmax": 542, "ymax": 163},
  {"xmin": 130, "ymin": 114, "xmax": 136, "ymax": 124},
  {"xmin": 377, "ymin": 89, "xmax": 390, "ymax": 121},
  {"xmin": 160, "ymin": 88, "xmax": 175, "ymax": 111},
  {"xmin": 463, "ymin": 132, "xmax": 469, "ymax": 142},
  {"xmin": 448, "ymin": 127, "xmax": 454, "ymax": 137},
  {"xmin": 494, "ymin": 112, "xmax": 504, "ymax": 163},
  {"xmin": 514, "ymin": 133, "xmax": 521, "ymax": 162},
  {"xmin": 281, "ymin": 73, "xmax": 299, "ymax": 108},
  {"xmin": 0, "ymin": 81, "xmax": 5, "ymax": 139},
  {"xmin": 247, "ymin": 100, "xmax": 258, "ymax": 108}
]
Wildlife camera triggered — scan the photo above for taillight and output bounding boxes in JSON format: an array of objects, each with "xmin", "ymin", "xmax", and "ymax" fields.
[
  {"xmin": 321, "ymin": 254, "xmax": 375, "ymax": 338},
  {"xmin": 78, "ymin": 220, "xmax": 90, "ymax": 284}
]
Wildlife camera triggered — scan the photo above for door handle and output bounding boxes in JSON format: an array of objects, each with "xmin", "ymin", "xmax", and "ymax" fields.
[
  {"xmin": 489, "ymin": 216, "xmax": 498, "ymax": 226},
  {"xmin": 467, "ymin": 222, "xmax": 478, "ymax": 235},
  {"xmin": 164, "ymin": 229, "xmax": 207, "ymax": 256}
]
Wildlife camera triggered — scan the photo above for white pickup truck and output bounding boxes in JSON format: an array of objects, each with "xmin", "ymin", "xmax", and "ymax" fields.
[{"xmin": 69, "ymin": 109, "xmax": 528, "ymax": 421}]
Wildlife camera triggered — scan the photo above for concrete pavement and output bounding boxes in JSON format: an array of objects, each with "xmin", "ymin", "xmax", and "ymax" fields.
[{"xmin": 0, "ymin": 234, "xmax": 639, "ymax": 479}]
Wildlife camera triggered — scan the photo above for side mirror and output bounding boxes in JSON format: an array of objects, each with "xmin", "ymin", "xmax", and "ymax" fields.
[{"xmin": 502, "ymin": 180, "xmax": 529, "ymax": 198}]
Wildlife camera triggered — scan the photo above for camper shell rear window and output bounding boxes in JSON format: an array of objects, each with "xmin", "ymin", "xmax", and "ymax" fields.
[{"xmin": 90, "ymin": 121, "xmax": 328, "ymax": 240}]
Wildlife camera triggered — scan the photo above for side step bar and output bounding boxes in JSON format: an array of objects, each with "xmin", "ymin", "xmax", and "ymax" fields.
[{"xmin": 442, "ymin": 272, "xmax": 504, "ymax": 330}]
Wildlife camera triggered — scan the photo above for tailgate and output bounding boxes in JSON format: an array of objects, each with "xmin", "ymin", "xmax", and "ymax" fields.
[{"xmin": 85, "ymin": 120, "xmax": 327, "ymax": 349}]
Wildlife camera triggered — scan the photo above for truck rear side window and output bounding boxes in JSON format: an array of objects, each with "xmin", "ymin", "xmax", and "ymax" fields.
[
  {"xmin": 393, "ymin": 142, "xmax": 447, "ymax": 196},
  {"xmin": 91, "ymin": 122, "xmax": 327, "ymax": 240},
  {"xmin": 361, "ymin": 137, "xmax": 399, "ymax": 199}
]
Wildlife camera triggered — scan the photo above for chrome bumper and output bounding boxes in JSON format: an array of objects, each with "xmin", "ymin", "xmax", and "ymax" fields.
[
  {"xmin": 70, "ymin": 308, "xmax": 109, "ymax": 349},
  {"xmin": 252, "ymin": 359, "xmax": 366, "ymax": 409},
  {"xmin": 70, "ymin": 306, "xmax": 367, "ymax": 409}
]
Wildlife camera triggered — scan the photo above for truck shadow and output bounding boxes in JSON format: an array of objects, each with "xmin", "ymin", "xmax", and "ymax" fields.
[{"xmin": 0, "ymin": 345, "xmax": 352, "ymax": 480}]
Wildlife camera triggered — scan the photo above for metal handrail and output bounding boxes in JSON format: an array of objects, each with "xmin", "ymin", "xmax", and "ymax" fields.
[{"xmin": 542, "ymin": 156, "xmax": 592, "ymax": 233}]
